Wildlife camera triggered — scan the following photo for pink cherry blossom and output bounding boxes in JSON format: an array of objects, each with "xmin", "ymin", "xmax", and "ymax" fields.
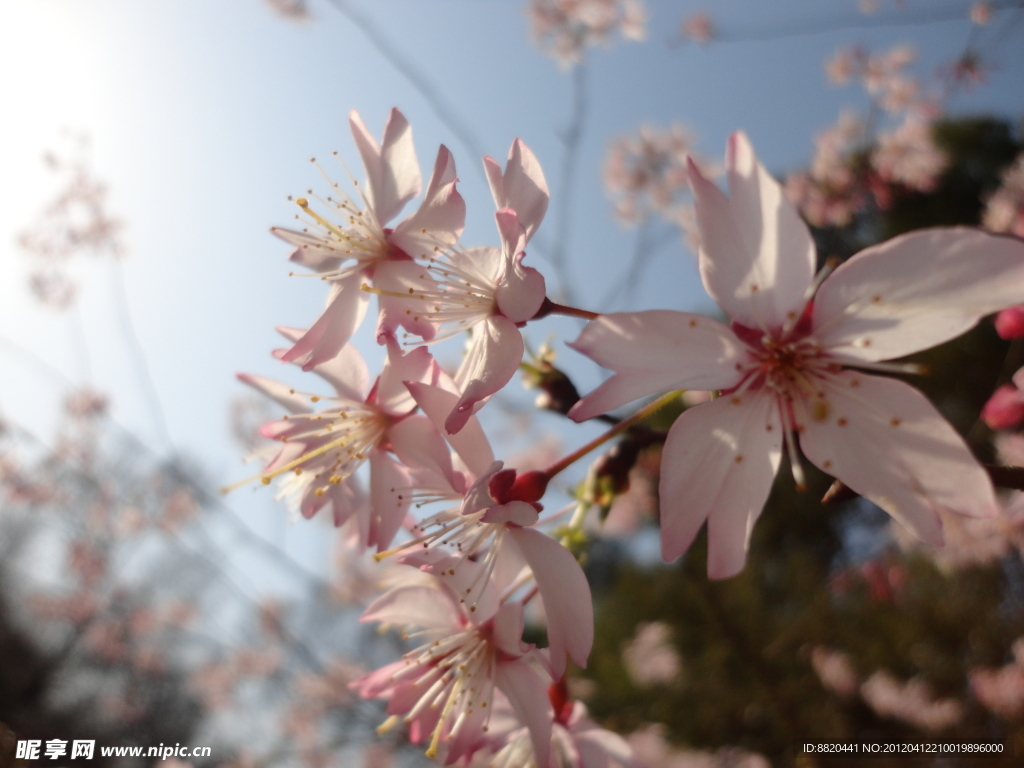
[
  {"xmin": 983, "ymin": 152, "xmax": 1024, "ymax": 239},
  {"xmin": 273, "ymin": 108, "xmax": 465, "ymax": 368},
  {"xmin": 399, "ymin": 140, "xmax": 550, "ymax": 434},
  {"xmin": 860, "ymin": 672, "xmax": 964, "ymax": 732},
  {"xmin": 603, "ymin": 123, "xmax": 705, "ymax": 237},
  {"xmin": 238, "ymin": 333, "xmax": 449, "ymax": 551},
  {"xmin": 487, "ymin": 693, "xmax": 640, "ymax": 768},
  {"xmin": 385, "ymin": 381, "xmax": 594, "ymax": 679},
  {"xmin": 569, "ymin": 131, "xmax": 1024, "ymax": 577},
  {"xmin": 871, "ymin": 115, "xmax": 948, "ymax": 193},
  {"xmin": 352, "ymin": 555, "xmax": 553, "ymax": 766},
  {"xmin": 527, "ymin": 0, "xmax": 647, "ymax": 68}
]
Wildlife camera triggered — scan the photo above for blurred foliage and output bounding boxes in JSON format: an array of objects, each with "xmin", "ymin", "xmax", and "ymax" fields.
[{"xmin": 577, "ymin": 116, "xmax": 1024, "ymax": 766}]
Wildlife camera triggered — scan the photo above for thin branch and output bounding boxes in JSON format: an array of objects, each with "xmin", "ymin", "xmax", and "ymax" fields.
[{"xmin": 548, "ymin": 62, "xmax": 589, "ymax": 304}]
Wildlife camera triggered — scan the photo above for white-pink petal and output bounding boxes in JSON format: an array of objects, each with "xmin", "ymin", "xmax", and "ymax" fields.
[
  {"xmin": 279, "ymin": 272, "xmax": 369, "ymax": 370},
  {"xmin": 272, "ymin": 227, "xmax": 343, "ymax": 272},
  {"xmin": 392, "ymin": 144, "xmax": 466, "ymax": 255},
  {"xmin": 494, "ymin": 659, "xmax": 554, "ymax": 768},
  {"xmin": 447, "ymin": 315, "xmax": 524, "ymax": 435},
  {"xmin": 372, "ymin": 259, "xmax": 438, "ymax": 344},
  {"xmin": 659, "ymin": 389, "xmax": 783, "ymax": 577},
  {"xmin": 798, "ymin": 372, "xmax": 997, "ymax": 545},
  {"xmin": 567, "ymin": 311, "xmax": 747, "ymax": 422},
  {"xmin": 484, "ymin": 138, "xmax": 549, "ymax": 242},
  {"xmin": 813, "ymin": 228, "xmax": 1024, "ymax": 362},
  {"xmin": 689, "ymin": 133, "xmax": 815, "ymax": 332},
  {"xmin": 236, "ymin": 373, "xmax": 312, "ymax": 415},
  {"xmin": 496, "ymin": 254, "xmax": 546, "ymax": 324},
  {"xmin": 361, "ymin": 583, "xmax": 459, "ymax": 631},
  {"xmin": 349, "ymin": 108, "xmax": 421, "ymax": 225},
  {"xmin": 404, "ymin": 382, "xmax": 495, "ymax": 479},
  {"xmin": 507, "ymin": 526, "xmax": 594, "ymax": 679}
]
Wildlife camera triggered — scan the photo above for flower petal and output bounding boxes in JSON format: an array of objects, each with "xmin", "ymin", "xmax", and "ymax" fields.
[
  {"xmin": 798, "ymin": 372, "xmax": 997, "ymax": 545},
  {"xmin": 495, "ymin": 659, "xmax": 554, "ymax": 768},
  {"xmin": 479, "ymin": 500, "xmax": 540, "ymax": 526},
  {"xmin": 567, "ymin": 311, "xmax": 747, "ymax": 422},
  {"xmin": 813, "ymin": 228, "xmax": 1024, "ymax": 362},
  {"xmin": 272, "ymin": 227, "xmax": 343, "ymax": 272},
  {"xmin": 349, "ymin": 108, "xmax": 421, "ymax": 225},
  {"xmin": 372, "ymin": 258, "xmax": 438, "ymax": 344},
  {"xmin": 447, "ymin": 316, "xmax": 524, "ymax": 434},
  {"xmin": 369, "ymin": 448, "xmax": 415, "ymax": 551},
  {"xmin": 485, "ymin": 139, "xmax": 549, "ymax": 242},
  {"xmin": 279, "ymin": 272, "xmax": 369, "ymax": 370},
  {"xmin": 689, "ymin": 133, "xmax": 815, "ymax": 332},
  {"xmin": 659, "ymin": 389, "xmax": 783, "ymax": 578},
  {"xmin": 236, "ymin": 372, "xmax": 312, "ymax": 414},
  {"xmin": 507, "ymin": 526, "xmax": 594, "ymax": 679},
  {"xmin": 361, "ymin": 583, "xmax": 459, "ymax": 631},
  {"xmin": 292, "ymin": 339, "xmax": 368, "ymax": 403},
  {"xmin": 404, "ymin": 382, "xmax": 495, "ymax": 479},
  {"xmin": 375, "ymin": 338, "xmax": 435, "ymax": 415},
  {"xmin": 392, "ymin": 144, "xmax": 466, "ymax": 254}
]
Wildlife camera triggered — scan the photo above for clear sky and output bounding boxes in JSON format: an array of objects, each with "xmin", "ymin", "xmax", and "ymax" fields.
[{"xmin": 1, "ymin": 0, "xmax": 1022, "ymax": 574}]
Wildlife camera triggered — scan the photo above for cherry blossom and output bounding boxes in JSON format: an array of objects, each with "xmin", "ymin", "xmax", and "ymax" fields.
[
  {"xmin": 238, "ymin": 333, "xmax": 448, "ymax": 551},
  {"xmin": 399, "ymin": 140, "xmax": 550, "ymax": 434},
  {"xmin": 570, "ymin": 131, "xmax": 1024, "ymax": 577},
  {"xmin": 486, "ymin": 686, "xmax": 640, "ymax": 768},
  {"xmin": 860, "ymin": 672, "xmax": 964, "ymax": 732},
  {"xmin": 382, "ymin": 381, "xmax": 594, "ymax": 679},
  {"xmin": 274, "ymin": 108, "xmax": 465, "ymax": 368},
  {"xmin": 527, "ymin": 0, "xmax": 647, "ymax": 68},
  {"xmin": 983, "ymin": 152, "xmax": 1024, "ymax": 239},
  {"xmin": 352, "ymin": 554, "xmax": 553, "ymax": 765}
]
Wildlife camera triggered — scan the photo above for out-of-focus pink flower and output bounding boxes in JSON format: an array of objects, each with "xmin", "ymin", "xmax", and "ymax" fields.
[
  {"xmin": 984, "ymin": 153, "xmax": 1024, "ymax": 239},
  {"xmin": 861, "ymin": 672, "xmax": 964, "ymax": 732},
  {"xmin": 275, "ymin": 108, "xmax": 465, "ymax": 368},
  {"xmin": 527, "ymin": 0, "xmax": 647, "ymax": 68},
  {"xmin": 871, "ymin": 116, "xmax": 948, "ymax": 192},
  {"xmin": 982, "ymin": 366, "xmax": 1024, "ymax": 430},
  {"xmin": 266, "ymin": 0, "xmax": 310, "ymax": 22},
  {"xmin": 622, "ymin": 622, "xmax": 681, "ymax": 686},
  {"xmin": 679, "ymin": 13, "xmax": 714, "ymax": 44},
  {"xmin": 971, "ymin": 640, "xmax": 1024, "ymax": 719},
  {"xmin": 971, "ymin": 1, "xmax": 992, "ymax": 25},
  {"xmin": 811, "ymin": 647, "xmax": 859, "ymax": 698},
  {"xmin": 353, "ymin": 556, "xmax": 553, "ymax": 766},
  {"xmin": 570, "ymin": 131, "xmax": 1024, "ymax": 577},
  {"xmin": 604, "ymin": 123, "xmax": 706, "ymax": 236},
  {"xmin": 18, "ymin": 133, "xmax": 126, "ymax": 310}
]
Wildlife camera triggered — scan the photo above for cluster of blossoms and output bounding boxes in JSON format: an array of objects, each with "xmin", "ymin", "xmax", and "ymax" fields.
[
  {"xmin": 526, "ymin": 0, "xmax": 647, "ymax": 67},
  {"xmin": 785, "ymin": 45, "xmax": 948, "ymax": 227},
  {"xmin": 603, "ymin": 123, "xmax": 709, "ymax": 245},
  {"xmin": 241, "ymin": 107, "xmax": 1024, "ymax": 763},
  {"xmin": 17, "ymin": 134, "xmax": 126, "ymax": 309}
]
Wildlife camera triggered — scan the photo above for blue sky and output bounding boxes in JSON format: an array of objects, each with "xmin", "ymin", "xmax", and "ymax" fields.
[{"xmin": 1, "ymin": 0, "xmax": 1021, "ymax": 574}]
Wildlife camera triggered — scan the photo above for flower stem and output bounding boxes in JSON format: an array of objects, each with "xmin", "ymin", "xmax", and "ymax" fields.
[
  {"xmin": 533, "ymin": 298, "xmax": 600, "ymax": 321},
  {"xmin": 542, "ymin": 390, "xmax": 682, "ymax": 480}
]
